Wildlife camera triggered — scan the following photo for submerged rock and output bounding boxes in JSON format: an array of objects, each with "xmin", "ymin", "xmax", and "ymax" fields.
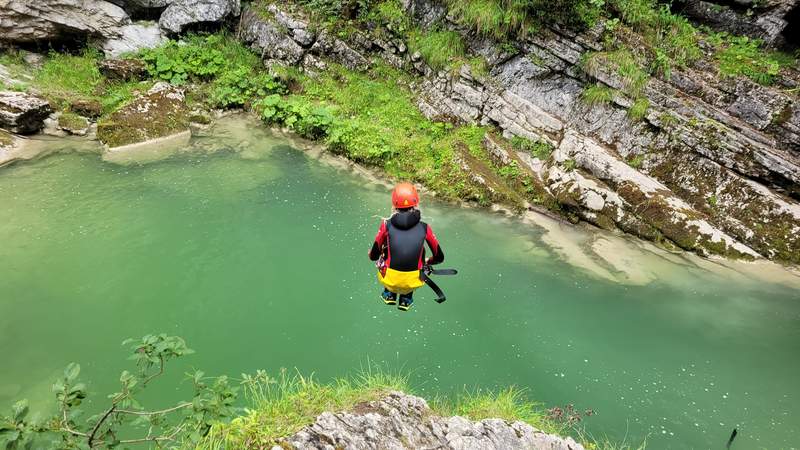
[
  {"xmin": 0, "ymin": 0, "xmax": 131, "ymax": 44},
  {"xmin": 96, "ymin": 81, "xmax": 189, "ymax": 148},
  {"xmin": 0, "ymin": 91, "xmax": 52, "ymax": 134},
  {"xmin": 278, "ymin": 391, "xmax": 585, "ymax": 450},
  {"xmin": 158, "ymin": 0, "xmax": 241, "ymax": 34}
]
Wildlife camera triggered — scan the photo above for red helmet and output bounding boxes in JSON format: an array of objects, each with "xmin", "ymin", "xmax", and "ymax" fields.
[{"xmin": 391, "ymin": 182, "xmax": 419, "ymax": 209}]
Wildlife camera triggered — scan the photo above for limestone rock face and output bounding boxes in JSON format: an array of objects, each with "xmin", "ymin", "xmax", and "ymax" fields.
[
  {"xmin": 0, "ymin": 91, "xmax": 52, "ymax": 134},
  {"xmin": 0, "ymin": 0, "xmax": 131, "ymax": 43},
  {"xmin": 158, "ymin": 0, "xmax": 241, "ymax": 34},
  {"xmin": 277, "ymin": 391, "xmax": 585, "ymax": 450},
  {"xmin": 100, "ymin": 21, "xmax": 166, "ymax": 57},
  {"xmin": 677, "ymin": 0, "xmax": 798, "ymax": 46},
  {"xmin": 238, "ymin": 6, "xmax": 373, "ymax": 71}
]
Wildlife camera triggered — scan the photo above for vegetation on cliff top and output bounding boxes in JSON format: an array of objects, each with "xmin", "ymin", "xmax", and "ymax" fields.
[{"xmin": 1, "ymin": 334, "xmax": 634, "ymax": 449}]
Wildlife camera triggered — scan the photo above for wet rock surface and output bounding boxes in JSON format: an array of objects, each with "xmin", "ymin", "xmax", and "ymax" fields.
[
  {"xmin": 275, "ymin": 391, "xmax": 585, "ymax": 450},
  {"xmin": 0, "ymin": 91, "xmax": 52, "ymax": 134}
]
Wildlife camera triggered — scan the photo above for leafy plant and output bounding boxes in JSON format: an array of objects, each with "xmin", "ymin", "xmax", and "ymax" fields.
[
  {"xmin": 140, "ymin": 38, "xmax": 226, "ymax": 85},
  {"xmin": 563, "ymin": 159, "xmax": 578, "ymax": 171},
  {"xmin": 0, "ymin": 334, "xmax": 237, "ymax": 449},
  {"xmin": 211, "ymin": 67, "xmax": 285, "ymax": 107},
  {"xmin": 714, "ymin": 34, "xmax": 786, "ymax": 85},
  {"xmin": 510, "ymin": 136, "xmax": 554, "ymax": 160},
  {"xmin": 256, "ymin": 94, "xmax": 337, "ymax": 139}
]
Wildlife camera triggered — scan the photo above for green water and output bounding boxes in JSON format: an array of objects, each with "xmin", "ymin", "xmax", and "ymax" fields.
[{"xmin": 1, "ymin": 119, "xmax": 799, "ymax": 449}]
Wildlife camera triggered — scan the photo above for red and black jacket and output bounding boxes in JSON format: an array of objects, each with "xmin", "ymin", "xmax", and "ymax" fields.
[{"xmin": 369, "ymin": 209, "xmax": 444, "ymax": 272}]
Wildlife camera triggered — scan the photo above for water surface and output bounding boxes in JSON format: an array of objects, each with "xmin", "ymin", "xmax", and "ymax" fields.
[{"xmin": 1, "ymin": 118, "xmax": 798, "ymax": 449}]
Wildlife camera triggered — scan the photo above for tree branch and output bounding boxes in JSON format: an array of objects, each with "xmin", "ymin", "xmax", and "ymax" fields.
[
  {"xmin": 87, "ymin": 405, "xmax": 116, "ymax": 447},
  {"xmin": 116, "ymin": 402, "xmax": 192, "ymax": 416}
]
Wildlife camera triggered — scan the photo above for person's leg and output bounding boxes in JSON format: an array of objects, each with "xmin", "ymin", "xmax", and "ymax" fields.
[
  {"xmin": 381, "ymin": 288, "xmax": 397, "ymax": 305},
  {"xmin": 397, "ymin": 291, "xmax": 414, "ymax": 311}
]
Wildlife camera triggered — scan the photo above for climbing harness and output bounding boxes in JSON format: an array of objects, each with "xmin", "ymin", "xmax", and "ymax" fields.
[{"xmin": 420, "ymin": 265, "xmax": 458, "ymax": 303}]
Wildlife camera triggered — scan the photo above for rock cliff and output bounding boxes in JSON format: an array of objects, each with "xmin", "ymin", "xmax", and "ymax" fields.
[
  {"xmin": 234, "ymin": 0, "xmax": 800, "ymax": 263},
  {"xmin": 273, "ymin": 391, "xmax": 585, "ymax": 450}
]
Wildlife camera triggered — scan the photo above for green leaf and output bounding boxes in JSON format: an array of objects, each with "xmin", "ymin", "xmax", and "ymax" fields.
[
  {"xmin": 64, "ymin": 363, "xmax": 80, "ymax": 382},
  {"xmin": 11, "ymin": 400, "xmax": 28, "ymax": 422}
]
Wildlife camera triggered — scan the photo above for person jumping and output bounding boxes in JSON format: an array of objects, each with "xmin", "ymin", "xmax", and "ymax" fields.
[{"xmin": 368, "ymin": 182, "xmax": 444, "ymax": 311}]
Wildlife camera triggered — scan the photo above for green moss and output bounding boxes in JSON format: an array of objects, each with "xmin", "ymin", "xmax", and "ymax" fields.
[
  {"xmin": 510, "ymin": 136, "xmax": 554, "ymax": 160},
  {"xmin": 0, "ymin": 129, "xmax": 14, "ymax": 147},
  {"xmin": 58, "ymin": 111, "xmax": 89, "ymax": 131},
  {"xmin": 627, "ymin": 154, "xmax": 645, "ymax": 168}
]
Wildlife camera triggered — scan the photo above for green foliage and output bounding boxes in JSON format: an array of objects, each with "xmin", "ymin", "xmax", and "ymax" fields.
[
  {"xmin": 713, "ymin": 34, "xmax": 786, "ymax": 85},
  {"xmin": 563, "ymin": 159, "xmax": 578, "ymax": 171},
  {"xmin": 409, "ymin": 29, "xmax": 466, "ymax": 70},
  {"xmin": 140, "ymin": 37, "xmax": 226, "ymax": 85},
  {"xmin": 431, "ymin": 387, "xmax": 563, "ymax": 435},
  {"xmin": 510, "ymin": 136, "xmax": 554, "ymax": 160},
  {"xmin": 707, "ymin": 194, "xmax": 718, "ymax": 208},
  {"xmin": 211, "ymin": 67, "xmax": 285, "ymax": 108},
  {"xmin": 199, "ymin": 367, "xmax": 409, "ymax": 448},
  {"xmin": 1, "ymin": 334, "xmax": 237, "ymax": 449},
  {"xmin": 627, "ymin": 153, "xmax": 645, "ymax": 168},
  {"xmin": 256, "ymin": 94, "xmax": 336, "ymax": 140},
  {"xmin": 33, "ymin": 49, "xmax": 103, "ymax": 108},
  {"xmin": 627, "ymin": 97, "xmax": 649, "ymax": 121},
  {"xmin": 582, "ymin": 84, "xmax": 616, "ymax": 105},
  {"xmin": 497, "ymin": 160, "xmax": 522, "ymax": 179},
  {"xmin": 607, "ymin": 0, "xmax": 700, "ymax": 75},
  {"xmin": 447, "ymin": 0, "xmax": 603, "ymax": 39}
]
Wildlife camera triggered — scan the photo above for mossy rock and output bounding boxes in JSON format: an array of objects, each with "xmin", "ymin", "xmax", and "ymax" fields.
[{"xmin": 97, "ymin": 82, "xmax": 189, "ymax": 148}]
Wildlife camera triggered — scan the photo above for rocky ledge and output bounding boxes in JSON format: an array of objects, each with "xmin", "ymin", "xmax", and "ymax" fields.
[{"xmin": 273, "ymin": 391, "xmax": 584, "ymax": 450}]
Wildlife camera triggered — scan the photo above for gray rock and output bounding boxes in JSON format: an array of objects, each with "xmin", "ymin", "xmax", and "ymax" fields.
[
  {"xmin": 281, "ymin": 391, "xmax": 585, "ymax": 450},
  {"xmin": 100, "ymin": 21, "xmax": 166, "ymax": 57},
  {"xmin": 0, "ymin": 91, "xmax": 52, "ymax": 134},
  {"xmin": 122, "ymin": 0, "xmax": 173, "ymax": 7},
  {"xmin": 0, "ymin": 0, "xmax": 131, "ymax": 43},
  {"xmin": 238, "ymin": 9, "xmax": 305, "ymax": 66},
  {"xmin": 677, "ymin": 0, "xmax": 797, "ymax": 46},
  {"xmin": 159, "ymin": 0, "xmax": 240, "ymax": 34},
  {"xmin": 98, "ymin": 58, "xmax": 149, "ymax": 80}
]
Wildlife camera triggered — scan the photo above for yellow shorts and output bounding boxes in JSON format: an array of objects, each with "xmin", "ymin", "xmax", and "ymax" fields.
[{"xmin": 377, "ymin": 267, "xmax": 424, "ymax": 295}]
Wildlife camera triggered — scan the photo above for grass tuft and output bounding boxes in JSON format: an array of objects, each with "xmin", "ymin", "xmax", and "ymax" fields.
[
  {"xmin": 582, "ymin": 84, "xmax": 616, "ymax": 105},
  {"xmin": 409, "ymin": 29, "xmax": 466, "ymax": 71},
  {"xmin": 627, "ymin": 97, "xmax": 649, "ymax": 121},
  {"xmin": 198, "ymin": 367, "xmax": 409, "ymax": 449}
]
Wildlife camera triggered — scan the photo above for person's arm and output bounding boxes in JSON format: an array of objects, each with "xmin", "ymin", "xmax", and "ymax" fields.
[
  {"xmin": 369, "ymin": 221, "xmax": 388, "ymax": 261},
  {"xmin": 425, "ymin": 225, "xmax": 444, "ymax": 265}
]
